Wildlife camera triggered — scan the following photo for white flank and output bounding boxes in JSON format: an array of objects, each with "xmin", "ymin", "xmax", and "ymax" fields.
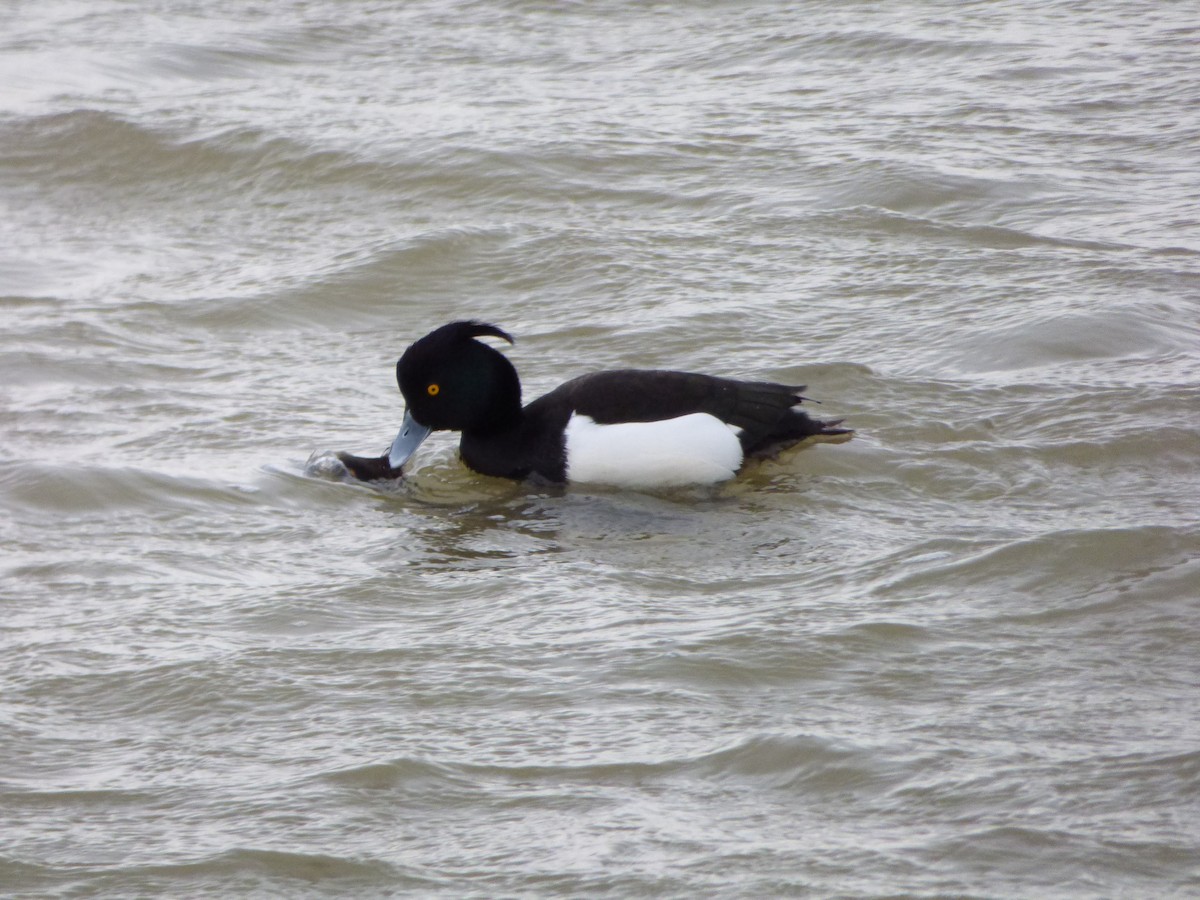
[{"xmin": 563, "ymin": 413, "xmax": 744, "ymax": 488}]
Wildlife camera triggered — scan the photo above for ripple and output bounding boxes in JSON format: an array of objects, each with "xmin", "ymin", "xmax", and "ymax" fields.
[
  {"xmin": 323, "ymin": 732, "xmax": 904, "ymax": 799},
  {"xmin": 0, "ymin": 849, "xmax": 416, "ymax": 896},
  {"xmin": 0, "ymin": 460, "xmax": 258, "ymax": 517},
  {"xmin": 4, "ymin": 1, "xmax": 1200, "ymax": 896}
]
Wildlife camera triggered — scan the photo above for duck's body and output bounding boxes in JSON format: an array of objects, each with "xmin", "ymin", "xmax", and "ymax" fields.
[{"xmin": 358, "ymin": 321, "xmax": 851, "ymax": 488}]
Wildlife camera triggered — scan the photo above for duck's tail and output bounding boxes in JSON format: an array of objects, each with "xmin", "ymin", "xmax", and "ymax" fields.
[
  {"xmin": 806, "ymin": 416, "xmax": 855, "ymax": 444},
  {"xmin": 745, "ymin": 408, "xmax": 854, "ymax": 459}
]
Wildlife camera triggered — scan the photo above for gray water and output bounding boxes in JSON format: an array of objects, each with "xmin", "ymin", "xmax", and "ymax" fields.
[{"xmin": 3, "ymin": 1, "xmax": 1199, "ymax": 897}]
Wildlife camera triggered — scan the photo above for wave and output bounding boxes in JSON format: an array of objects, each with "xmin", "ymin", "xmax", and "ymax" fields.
[
  {"xmin": 2, "ymin": 108, "xmax": 733, "ymax": 208},
  {"xmin": 868, "ymin": 524, "xmax": 1199, "ymax": 615},
  {"xmin": 0, "ymin": 109, "xmax": 380, "ymax": 193},
  {"xmin": 322, "ymin": 732, "xmax": 902, "ymax": 797},
  {"xmin": 0, "ymin": 459, "xmax": 260, "ymax": 518},
  {"xmin": 920, "ymin": 823, "xmax": 1197, "ymax": 893},
  {"xmin": 0, "ymin": 849, "xmax": 414, "ymax": 896}
]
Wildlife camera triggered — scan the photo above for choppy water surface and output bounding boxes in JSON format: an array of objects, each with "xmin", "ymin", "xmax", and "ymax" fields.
[{"xmin": 3, "ymin": 1, "xmax": 1199, "ymax": 896}]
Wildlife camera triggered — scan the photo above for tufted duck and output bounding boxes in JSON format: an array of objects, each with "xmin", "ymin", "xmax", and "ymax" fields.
[{"xmin": 340, "ymin": 320, "xmax": 852, "ymax": 487}]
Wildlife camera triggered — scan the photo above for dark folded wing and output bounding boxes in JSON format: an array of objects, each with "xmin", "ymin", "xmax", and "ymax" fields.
[{"xmin": 528, "ymin": 370, "xmax": 815, "ymax": 450}]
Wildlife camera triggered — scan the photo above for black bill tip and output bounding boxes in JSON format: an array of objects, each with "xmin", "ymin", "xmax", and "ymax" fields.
[{"xmin": 335, "ymin": 451, "xmax": 404, "ymax": 482}]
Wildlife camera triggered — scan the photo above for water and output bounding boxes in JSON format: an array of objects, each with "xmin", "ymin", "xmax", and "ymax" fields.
[{"xmin": 3, "ymin": 1, "xmax": 1199, "ymax": 896}]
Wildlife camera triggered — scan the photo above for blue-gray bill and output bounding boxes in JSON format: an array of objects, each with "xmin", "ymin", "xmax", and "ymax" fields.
[{"xmin": 388, "ymin": 409, "xmax": 432, "ymax": 469}]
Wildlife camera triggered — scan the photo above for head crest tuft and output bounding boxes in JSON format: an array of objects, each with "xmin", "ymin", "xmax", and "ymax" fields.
[{"xmin": 446, "ymin": 320, "xmax": 514, "ymax": 345}]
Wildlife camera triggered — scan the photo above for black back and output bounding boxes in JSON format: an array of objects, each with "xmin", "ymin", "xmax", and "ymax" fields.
[{"xmin": 528, "ymin": 369, "xmax": 840, "ymax": 457}]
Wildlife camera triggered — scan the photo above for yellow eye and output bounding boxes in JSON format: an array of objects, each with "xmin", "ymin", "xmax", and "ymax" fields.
[{"xmin": 426, "ymin": 383, "xmax": 440, "ymax": 397}]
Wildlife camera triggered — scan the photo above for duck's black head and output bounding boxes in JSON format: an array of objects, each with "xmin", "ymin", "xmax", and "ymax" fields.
[{"xmin": 395, "ymin": 320, "xmax": 520, "ymax": 434}]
